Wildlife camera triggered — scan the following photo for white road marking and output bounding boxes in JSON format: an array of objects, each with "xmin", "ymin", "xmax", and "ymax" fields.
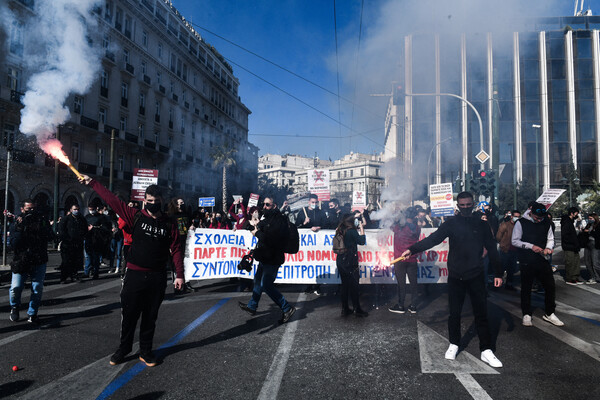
[
  {"xmin": 417, "ymin": 321, "xmax": 497, "ymax": 400},
  {"xmin": 257, "ymin": 293, "xmax": 305, "ymax": 400},
  {"xmin": 553, "ymin": 274, "xmax": 600, "ymax": 295},
  {"xmin": 489, "ymin": 295, "xmax": 600, "ymax": 363}
]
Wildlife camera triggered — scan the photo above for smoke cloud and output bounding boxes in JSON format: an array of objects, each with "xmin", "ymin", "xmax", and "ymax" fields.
[{"xmin": 3, "ymin": 0, "xmax": 103, "ymax": 153}]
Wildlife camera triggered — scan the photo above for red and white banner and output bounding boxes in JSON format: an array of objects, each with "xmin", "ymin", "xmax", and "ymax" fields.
[
  {"xmin": 131, "ymin": 169, "xmax": 158, "ymax": 201},
  {"xmin": 248, "ymin": 193, "xmax": 260, "ymax": 208}
]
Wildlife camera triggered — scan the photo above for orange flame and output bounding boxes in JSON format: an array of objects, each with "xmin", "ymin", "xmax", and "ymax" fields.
[{"xmin": 42, "ymin": 138, "xmax": 70, "ymax": 165}]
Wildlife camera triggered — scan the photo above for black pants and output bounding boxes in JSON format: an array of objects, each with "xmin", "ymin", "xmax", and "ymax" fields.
[
  {"xmin": 337, "ymin": 258, "xmax": 360, "ymax": 310},
  {"xmin": 394, "ymin": 261, "xmax": 418, "ymax": 307},
  {"xmin": 520, "ymin": 259, "xmax": 556, "ymax": 316},
  {"xmin": 120, "ymin": 245, "xmax": 131, "ymax": 276},
  {"xmin": 447, "ymin": 273, "xmax": 492, "ymax": 351},
  {"xmin": 119, "ymin": 269, "xmax": 167, "ymax": 353},
  {"xmin": 60, "ymin": 244, "xmax": 83, "ymax": 281}
]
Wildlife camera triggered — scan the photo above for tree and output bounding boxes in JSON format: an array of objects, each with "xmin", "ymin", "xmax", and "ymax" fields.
[
  {"xmin": 497, "ymin": 181, "xmax": 537, "ymax": 212},
  {"xmin": 257, "ymin": 175, "xmax": 293, "ymax": 206},
  {"xmin": 210, "ymin": 144, "xmax": 237, "ymax": 213}
]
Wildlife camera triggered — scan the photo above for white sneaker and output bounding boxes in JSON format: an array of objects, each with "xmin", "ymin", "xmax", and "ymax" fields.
[
  {"xmin": 480, "ymin": 349, "xmax": 503, "ymax": 368},
  {"xmin": 585, "ymin": 279, "xmax": 597, "ymax": 285},
  {"xmin": 542, "ymin": 313, "xmax": 565, "ymax": 327},
  {"xmin": 522, "ymin": 314, "xmax": 533, "ymax": 327},
  {"xmin": 445, "ymin": 344, "xmax": 459, "ymax": 360}
]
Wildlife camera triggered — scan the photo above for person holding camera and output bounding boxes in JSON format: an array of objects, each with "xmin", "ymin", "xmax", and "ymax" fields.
[{"xmin": 8, "ymin": 199, "xmax": 53, "ymax": 324}]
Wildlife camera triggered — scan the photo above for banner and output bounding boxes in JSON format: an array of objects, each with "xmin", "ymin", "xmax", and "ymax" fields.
[
  {"xmin": 184, "ymin": 228, "xmax": 449, "ymax": 284},
  {"xmin": 131, "ymin": 169, "xmax": 158, "ymax": 201},
  {"xmin": 307, "ymin": 169, "xmax": 330, "ymax": 201},
  {"xmin": 429, "ymin": 183, "xmax": 454, "ymax": 217}
]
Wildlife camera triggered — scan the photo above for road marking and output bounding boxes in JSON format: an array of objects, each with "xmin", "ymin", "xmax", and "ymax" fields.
[
  {"xmin": 96, "ymin": 297, "xmax": 230, "ymax": 400},
  {"xmin": 257, "ymin": 293, "xmax": 306, "ymax": 400},
  {"xmin": 417, "ymin": 321, "xmax": 497, "ymax": 400},
  {"xmin": 489, "ymin": 295, "xmax": 600, "ymax": 363},
  {"xmin": 555, "ymin": 300, "xmax": 600, "ymax": 321},
  {"xmin": 553, "ymin": 275, "xmax": 600, "ymax": 295}
]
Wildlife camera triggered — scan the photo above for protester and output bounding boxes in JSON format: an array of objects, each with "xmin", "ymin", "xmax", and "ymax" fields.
[
  {"xmin": 108, "ymin": 211, "xmax": 124, "ymax": 275},
  {"xmin": 561, "ymin": 207, "xmax": 584, "ymax": 285},
  {"xmin": 296, "ymin": 194, "xmax": 327, "ymax": 295},
  {"xmin": 84, "ymin": 201, "xmax": 111, "ymax": 279},
  {"xmin": 335, "ymin": 213, "xmax": 368, "ymax": 317},
  {"xmin": 581, "ymin": 213, "xmax": 599, "ymax": 284},
  {"xmin": 8, "ymin": 199, "xmax": 53, "ymax": 323},
  {"xmin": 511, "ymin": 202, "xmax": 564, "ymax": 327},
  {"xmin": 228, "ymin": 198, "xmax": 248, "ymax": 231},
  {"xmin": 238, "ymin": 197, "xmax": 296, "ymax": 323},
  {"xmin": 389, "ymin": 207, "xmax": 420, "ymax": 314},
  {"xmin": 401, "ymin": 191, "xmax": 504, "ymax": 368},
  {"xmin": 496, "ymin": 209, "xmax": 521, "ymax": 291},
  {"xmin": 209, "ymin": 212, "xmax": 229, "ymax": 229},
  {"xmin": 58, "ymin": 204, "xmax": 88, "ymax": 283},
  {"xmin": 325, "ymin": 198, "xmax": 343, "ymax": 229},
  {"xmin": 117, "ymin": 201, "xmax": 136, "ymax": 277},
  {"xmin": 79, "ymin": 174, "xmax": 184, "ymax": 367},
  {"xmin": 168, "ymin": 197, "xmax": 194, "ymax": 293}
]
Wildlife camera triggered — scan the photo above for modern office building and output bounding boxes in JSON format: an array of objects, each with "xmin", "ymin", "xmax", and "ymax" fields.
[
  {"xmin": 385, "ymin": 14, "xmax": 600, "ymax": 197},
  {"xmin": 0, "ymin": 0, "xmax": 256, "ymax": 215}
]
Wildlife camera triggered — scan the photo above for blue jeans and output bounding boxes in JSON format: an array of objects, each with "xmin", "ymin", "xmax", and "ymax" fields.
[
  {"xmin": 247, "ymin": 263, "xmax": 291, "ymax": 312},
  {"xmin": 84, "ymin": 250, "xmax": 102, "ymax": 276},
  {"xmin": 9, "ymin": 263, "xmax": 47, "ymax": 316},
  {"xmin": 109, "ymin": 238, "xmax": 123, "ymax": 270}
]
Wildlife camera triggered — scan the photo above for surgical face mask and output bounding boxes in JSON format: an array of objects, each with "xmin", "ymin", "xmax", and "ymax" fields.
[
  {"xmin": 72, "ymin": 210, "xmax": 80, "ymax": 216},
  {"xmin": 309, "ymin": 203, "xmax": 317, "ymax": 210},
  {"xmin": 145, "ymin": 202, "xmax": 162, "ymax": 214},
  {"xmin": 512, "ymin": 216, "xmax": 519, "ymax": 223},
  {"xmin": 103, "ymin": 210, "xmax": 109, "ymax": 215},
  {"xmin": 354, "ymin": 219, "xmax": 361, "ymax": 227},
  {"xmin": 89, "ymin": 209, "xmax": 97, "ymax": 215}
]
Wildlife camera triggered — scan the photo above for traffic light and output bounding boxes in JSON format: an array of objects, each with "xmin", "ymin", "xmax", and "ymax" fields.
[
  {"xmin": 478, "ymin": 170, "xmax": 488, "ymax": 194},
  {"xmin": 469, "ymin": 172, "xmax": 480, "ymax": 193},
  {"xmin": 486, "ymin": 170, "xmax": 496, "ymax": 196}
]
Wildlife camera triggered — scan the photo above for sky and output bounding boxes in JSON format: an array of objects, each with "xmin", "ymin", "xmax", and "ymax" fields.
[{"xmin": 170, "ymin": 0, "xmax": 597, "ymax": 161}]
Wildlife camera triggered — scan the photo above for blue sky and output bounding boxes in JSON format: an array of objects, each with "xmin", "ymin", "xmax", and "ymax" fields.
[{"xmin": 171, "ymin": 0, "xmax": 596, "ymax": 161}]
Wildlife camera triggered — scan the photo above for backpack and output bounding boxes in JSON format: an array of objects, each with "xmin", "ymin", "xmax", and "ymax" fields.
[
  {"xmin": 332, "ymin": 232, "xmax": 347, "ymax": 255},
  {"xmin": 283, "ymin": 219, "xmax": 299, "ymax": 254}
]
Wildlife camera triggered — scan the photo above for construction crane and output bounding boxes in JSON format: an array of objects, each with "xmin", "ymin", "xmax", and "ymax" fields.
[{"xmin": 574, "ymin": 0, "xmax": 592, "ymax": 16}]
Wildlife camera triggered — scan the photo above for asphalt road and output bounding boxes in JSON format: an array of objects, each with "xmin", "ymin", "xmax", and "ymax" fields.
[{"xmin": 0, "ymin": 252, "xmax": 599, "ymax": 400}]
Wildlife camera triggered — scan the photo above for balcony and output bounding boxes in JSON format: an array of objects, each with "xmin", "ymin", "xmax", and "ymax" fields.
[
  {"xmin": 104, "ymin": 50, "xmax": 115, "ymax": 63},
  {"xmin": 159, "ymin": 85, "xmax": 166, "ymax": 94},
  {"xmin": 124, "ymin": 30, "xmax": 131, "ymax": 39},
  {"xmin": 172, "ymin": 93, "xmax": 178, "ymax": 102},
  {"xmin": 184, "ymin": 101, "xmax": 189, "ymax": 109},
  {"xmin": 100, "ymin": 86, "xmax": 108, "ymax": 97},
  {"xmin": 125, "ymin": 63, "xmax": 134, "ymax": 75},
  {"xmin": 125, "ymin": 133, "xmax": 138, "ymax": 143},
  {"xmin": 155, "ymin": 114, "xmax": 160, "ymax": 123},
  {"xmin": 121, "ymin": 97, "xmax": 128, "ymax": 107},
  {"xmin": 10, "ymin": 90, "xmax": 24, "ymax": 105},
  {"xmin": 194, "ymin": 108, "xmax": 200, "ymax": 116},
  {"xmin": 78, "ymin": 162, "xmax": 97, "ymax": 174},
  {"xmin": 115, "ymin": 21, "xmax": 122, "ymax": 31},
  {"xmin": 80, "ymin": 116, "xmax": 99, "ymax": 130},
  {"xmin": 13, "ymin": 150, "xmax": 35, "ymax": 164},
  {"xmin": 144, "ymin": 140, "xmax": 155, "ymax": 149},
  {"xmin": 139, "ymin": 106, "xmax": 145, "ymax": 115},
  {"xmin": 143, "ymin": 75, "xmax": 151, "ymax": 85},
  {"xmin": 104, "ymin": 124, "xmax": 117, "ymax": 135},
  {"xmin": 142, "ymin": 0, "xmax": 154, "ymax": 11},
  {"xmin": 186, "ymin": 154, "xmax": 193, "ymax": 162},
  {"xmin": 159, "ymin": 145, "xmax": 169, "ymax": 154}
]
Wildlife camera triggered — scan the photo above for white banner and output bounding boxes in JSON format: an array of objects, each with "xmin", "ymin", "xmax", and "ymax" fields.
[
  {"xmin": 184, "ymin": 228, "xmax": 449, "ymax": 284},
  {"xmin": 536, "ymin": 189, "xmax": 566, "ymax": 209}
]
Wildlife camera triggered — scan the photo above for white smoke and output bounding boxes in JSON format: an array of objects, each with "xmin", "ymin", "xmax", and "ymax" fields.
[{"xmin": 11, "ymin": 0, "xmax": 103, "ymax": 148}]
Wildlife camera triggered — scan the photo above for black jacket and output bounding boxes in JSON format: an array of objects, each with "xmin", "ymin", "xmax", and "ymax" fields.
[
  {"xmin": 254, "ymin": 208, "xmax": 286, "ymax": 266},
  {"xmin": 10, "ymin": 210, "xmax": 53, "ymax": 266},
  {"xmin": 560, "ymin": 215, "xmax": 580, "ymax": 252},
  {"xmin": 59, "ymin": 213, "xmax": 88, "ymax": 247},
  {"xmin": 408, "ymin": 213, "xmax": 502, "ymax": 280},
  {"xmin": 295, "ymin": 207, "xmax": 327, "ymax": 229}
]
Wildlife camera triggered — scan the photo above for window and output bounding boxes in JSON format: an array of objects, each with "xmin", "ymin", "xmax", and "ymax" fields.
[
  {"xmin": 154, "ymin": 132, "xmax": 159, "ymax": 143},
  {"xmin": 158, "ymin": 43, "xmax": 162, "ymax": 59},
  {"xmin": 7, "ymin": 67, "xmax": 20, "ymax": 91},
  {"xmin": 3, "ymin": 124, "xmax": 15, "ymax": 147},
  {"xmin": 168, "ymin": 136, "xmax": 172, "ymax": 148},
  {"xmin": 350, "ymin": 170, "xmax": 353, "ymax": 177},
  {"xmin": 156, "ymin": 71, "xmax": 161, "ymax": 84},
  {"xmin": 139, "ymin": 93, "xmax": 145, "ymax": 108},
  {"xmin": 98, "ymin": 148, "xmax": 105, "ymax": 168},
  {"xmin": 142, "ymin": 31, "xmax": 148, "ymax": 47},
  {"xmin": 123, "ymin": 49, "xmax": 130, "ymax": 64},
  {"xmin": 138, "ymin": 123, "xmax": 144, "ymax": 139},
  {"xmin": 180, "ymin": 117, "xmax": 185, "ymax": 134},
  {"xmin": 170, "ymin": 53, "xmax": 176, "ymax": 73},
  {"xmin": 182, "ymin": 90, "xmax": 186, "ymax": 102},
  {"xmin": 121, "ymin": 82, "xmax": 128, "ymax": 99},
  {"xmin": 101, "ymin": 70, "xmax": 109, "ymax": 88},
  {"xmin": 124, "ymin": 16, "xmax": 131, "ymax": 38},
  {"xmin": 102, "ymin": 34, "xmax": 110, "ymax": 50},
  {"xmin": 155, "ymin": 101, "xmax": 160, "ymax": 117},
  {"xmin": 361, "ymin": 168, "xmax": 364, "ymax": 176},
  {"xmin": 191, "ymin": 122, "xmax": 196, "ymax": 138},
  {"xmin": 118, "ymin": 155, "xmax": 124, "ymax": 171},
  {"xmin": 182, "ymin": 64, "xmax": 188, "ymax": 82},
  {"xmin": 141, "ymin": 60, "xmax": 147, "ymax": 75},
  {"xmin": 104, "ymin": 1, "xmax": 113, "ymax": 21},
  {"xmin": 9, "ymin": 21, "xmax": 23, "ymax": 56},
  {"xmin": 71, "ymin": 142, "xmax": 80, "ymax": 162},
  {"xmin": 168, "ymin": 108, "xmax": 173, "ymax": 122},
  {"xmin": 99, "ymin": 108, "xmax": 106, "ymax": 123},
  {"xmin": 120, "ymin": 116, "xmax": 127, "ymax": 131},
  {"xmin": 73, "ymin": 96, "xmax": 83, "ymax": 114}
]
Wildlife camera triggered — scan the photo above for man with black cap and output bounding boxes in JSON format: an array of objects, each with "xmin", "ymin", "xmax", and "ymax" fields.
[{"xmin": 511, "ymin": 202, "xmax": 564, "ymax": 327}]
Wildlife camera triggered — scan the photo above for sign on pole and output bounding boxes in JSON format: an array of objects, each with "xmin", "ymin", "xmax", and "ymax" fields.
[
  {"xmin": 198, "ymin": 197, "xmax": 215, "ymax": 207},
  {"xmin": 429, "ymin": 183, "xmax": 455, "ymax": 217},
  {"xmin": 352, "ymin": 190, "xmax": 367, "ymax": 210},
  {"xmin": 248, "ymin": 193, "xmax": 260, "ymax": 208},
  {"xmin": 131, "ymin": 169, "xmax": 158, "ymax": 201},
  {"xmin": 536, "ymin": 189, "xmax": 567, "ymax": 209},
  {"xmin": 308, "ymin": 169, "xmax": 330, "ymax": 201}
]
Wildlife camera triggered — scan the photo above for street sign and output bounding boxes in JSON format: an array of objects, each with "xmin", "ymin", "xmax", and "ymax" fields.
[
  {"xmin": 476, "ymin": 150, "xmax": 490, "ymax": 164},
  {"xmin": 198, "ymin": 197, "xmax": 215, "ymax": 207}
]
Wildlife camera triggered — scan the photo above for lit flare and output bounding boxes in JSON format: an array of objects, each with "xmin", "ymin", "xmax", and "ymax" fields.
[{"xmin": 41, "ymin": 138, "xmax": 83, "ymax": 179}]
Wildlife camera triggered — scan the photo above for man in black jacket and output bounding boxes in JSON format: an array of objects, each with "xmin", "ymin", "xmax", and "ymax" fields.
[
  {"xmin": 296, "ymin": 194, "xmax": 326, "ymax": 294},
  {"xmin": 401, "ymin": 191, "xmax": 503, "ymax": 368},
  {"xmin": 58, "ymin": 204, "xmax": 88, "ymax": 283},
  {"xmin": 8, "ymin": 199, "xmax": 53, "ymax": 323},
  {"xmin": 239, "ymin": 197, "xmax": 296, "ymax": 323},
  {"xmin": 84, "ymin": 201, "xmax": 111, "ymax": 279},
  {"xmin": 561, "ymin": 207, "xmax": 583, "ymax": 285}
]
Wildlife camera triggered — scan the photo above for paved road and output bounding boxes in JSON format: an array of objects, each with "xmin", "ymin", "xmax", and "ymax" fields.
[{"xmin": 0, "ymin": 253, "xmax": 599, "ymax": 399}]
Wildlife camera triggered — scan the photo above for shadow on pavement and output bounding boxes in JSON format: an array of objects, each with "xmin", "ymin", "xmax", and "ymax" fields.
[{"xmin": 0, "ymin": 380, "xmax": 34, "ymax": 398}]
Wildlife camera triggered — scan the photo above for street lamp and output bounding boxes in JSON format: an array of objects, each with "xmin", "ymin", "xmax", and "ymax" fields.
[{"xmin": 532, "ymin": 124, "xmax": 541, "ymax": 197}]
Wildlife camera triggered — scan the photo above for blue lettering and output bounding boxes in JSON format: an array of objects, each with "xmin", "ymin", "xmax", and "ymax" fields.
[
  {"xmin": 204, "ymin": 233, "xmax": 213, "ymax": 245},
  {"xmin": 323, "ymin": 234, "xmax": 334, "ymax": 246},
  {"xmin": 195, "ymin": 233, "xmax": 204, "ymax": 245}
]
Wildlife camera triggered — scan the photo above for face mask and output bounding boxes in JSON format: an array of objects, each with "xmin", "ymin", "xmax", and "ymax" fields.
[
  {"xmin": 216, "ymin": 217, "xmax": 221, "ymax": 221},
  {"xmin": 354, "ymin": 219, "xmax": 361, "ymax": 227},
  {"xmin": 459, "ymin": 206, "xmax": 473, "ymax": 217},
  {"xmin": 309, "ymin": 203, "xmax": 316, "ymax": 210},
  {"xmin": 72, "ymin": 210, "xmax": 79, "ymax": 216},
  {"xmin": 238, "ymin": 213, "xmax": 244, "ymax": 218},
  {"xmin": 145, "ymin": 202, "xmax": 162, "ymax": 214},
  {"xmin": 512, "ymin": 217, "xmax": 519, "ymax": 223},
  {"xmin": 103, "ymin": 210, "xmax": 109, "ymax": 215},
  {"xmin": 90, "ymin": 210, "xmax": 97, "ymax": 215}
]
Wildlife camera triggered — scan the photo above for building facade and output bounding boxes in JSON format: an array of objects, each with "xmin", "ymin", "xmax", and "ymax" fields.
[
  {"xmin": 0, "ymin": 0, "xmax": 256, "ymax": 216},
  {"xmin": 385, "ymin": 14, "xmax": 600, "ymax": 197}
]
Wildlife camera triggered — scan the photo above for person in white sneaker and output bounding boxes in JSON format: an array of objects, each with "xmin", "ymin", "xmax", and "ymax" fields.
[
  {"xmin": 512, "ymin": 202, "xmax": 564, "ymax": 328},
  {"xmin": 402, "ymin": 192, "xmax": 504, "ymax": 368}
]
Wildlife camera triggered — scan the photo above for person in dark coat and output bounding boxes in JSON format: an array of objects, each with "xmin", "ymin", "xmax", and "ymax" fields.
[
  {"xmin": 84, "ymin": 201, "xmax": 111, "ymax": 279},
  {"xmin": 58, "ymin": 204, "xmax": 88, "ymax": 283},
  {"xmin": 561, "ymin": 207, "xmax": 583, "ymax": 284}
]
